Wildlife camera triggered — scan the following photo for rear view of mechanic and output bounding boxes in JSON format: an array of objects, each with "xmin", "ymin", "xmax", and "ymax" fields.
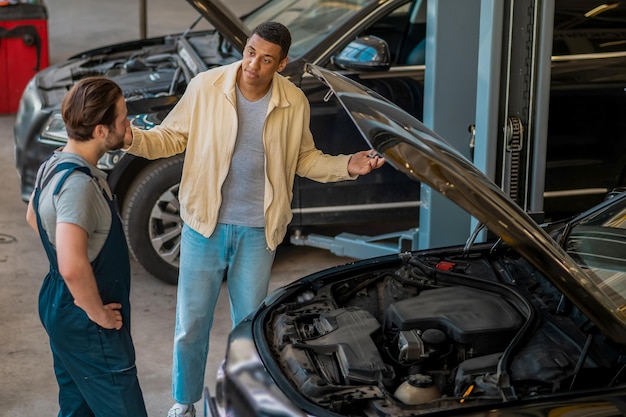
[{"xmin": 26, "ymin": 77, "xmax": 148, "ymax": 417}]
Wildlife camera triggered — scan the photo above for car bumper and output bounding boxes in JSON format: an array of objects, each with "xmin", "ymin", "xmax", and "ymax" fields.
[
  {"xmin": 203, "ymin": 386, "xmax": 221, "ymax": 417},
  {"xmin": 211, "ymin": 314, "xmax": 309, "ymax": 417}
]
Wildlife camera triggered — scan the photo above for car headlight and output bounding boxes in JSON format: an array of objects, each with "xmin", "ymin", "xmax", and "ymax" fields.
[
  {"xmin": 97, "ymin": 149, "xmax": 126, "ymax": 171},
  {"xmin": 40, "ymin": 112, "xmax": 68, "ymax": 144}
]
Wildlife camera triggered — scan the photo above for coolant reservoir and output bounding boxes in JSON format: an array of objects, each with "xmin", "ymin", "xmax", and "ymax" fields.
[{"xmin": 394, "ymin": 374, "xmax": 441, "ymax": 405}]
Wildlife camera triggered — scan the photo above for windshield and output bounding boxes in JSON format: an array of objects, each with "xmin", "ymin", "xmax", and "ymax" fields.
[
  {"xmin": 242, "ymin": 0, "xmax": 376, "ymax": 57},
  {"xmin": 565, "ymin": 195, "xmax": 626, "ymax": 318}
]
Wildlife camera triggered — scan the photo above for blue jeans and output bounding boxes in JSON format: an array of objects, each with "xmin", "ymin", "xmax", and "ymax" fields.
[{"xmin": 172, "ymin": 223, "xmax": 275, "ymax": 404}]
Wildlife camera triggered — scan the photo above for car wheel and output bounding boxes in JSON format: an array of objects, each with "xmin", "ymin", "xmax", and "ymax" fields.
[{"xmin": 122, "ymin": 156, "xmax": 183, "ymax": 285}]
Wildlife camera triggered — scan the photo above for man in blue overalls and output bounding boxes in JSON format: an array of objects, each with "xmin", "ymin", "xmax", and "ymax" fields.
[{"xmin": 26, "ymin": 77, "xmax": 148, "ymax": 417}]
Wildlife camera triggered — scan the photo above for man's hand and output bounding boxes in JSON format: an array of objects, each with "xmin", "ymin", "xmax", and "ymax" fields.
[
  {"xmin": 123, "ymin": 126, "xmax": 134, "ymax": 149},
  {"xmin": 86, "ymin": 302, "xmax": 124, "ymax": 330},
  {"xmin": 348, "ymin": 150, "xmax": 385, "ymax": 175}
]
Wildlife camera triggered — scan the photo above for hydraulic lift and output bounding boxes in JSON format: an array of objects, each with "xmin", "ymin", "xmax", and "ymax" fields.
[{"xmin": 291, "ymin": 0, "xmax": 554, "ymax": 257}]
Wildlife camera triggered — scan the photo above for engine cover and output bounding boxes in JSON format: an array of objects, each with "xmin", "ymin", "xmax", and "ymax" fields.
[{"xmin": 384, "ymin": 286, "xmax": 523, "ymax": 354}]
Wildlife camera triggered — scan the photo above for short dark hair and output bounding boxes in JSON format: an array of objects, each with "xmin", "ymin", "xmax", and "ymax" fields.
[
  {"xmin": 251, "ymin": 21, "xmax": 291, "ymax": 60},
  {"xmin": 61, "ymin": 77, "xmax": 123, "ymax": 142}
]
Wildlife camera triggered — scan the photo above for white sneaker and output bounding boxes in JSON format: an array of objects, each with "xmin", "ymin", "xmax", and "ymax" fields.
[{"xmin": 168, "ymin": 403, "xmax": 196, "ymax": 417}]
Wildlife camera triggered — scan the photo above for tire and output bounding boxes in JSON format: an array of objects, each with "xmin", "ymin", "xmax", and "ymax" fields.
[{"xmin": 122, "ymin": 156, "xmax": 184, "ymax": 285}]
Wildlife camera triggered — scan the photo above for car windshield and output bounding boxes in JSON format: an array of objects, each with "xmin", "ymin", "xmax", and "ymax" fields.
[
  {"xmin": 565, "ymin": 196, "xmax": 626, "ymax": 316},
  {"xmin": 242, "ymin": 0, "xmax": 376, "ymax": 57}
]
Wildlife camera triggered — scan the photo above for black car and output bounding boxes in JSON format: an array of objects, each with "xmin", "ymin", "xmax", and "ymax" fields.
[
  {"xmin": 207, "ymin": 63, "xmax": 626, "ymax": 417},
  {"xmin": 13, "ymin": 0, "xmax": 626, "ymax": 284}
]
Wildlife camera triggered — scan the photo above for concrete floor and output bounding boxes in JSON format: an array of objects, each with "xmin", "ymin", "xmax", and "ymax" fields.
[{"xmin": 0, "ymin": 1, "xmax": 357, "ymax": 415}]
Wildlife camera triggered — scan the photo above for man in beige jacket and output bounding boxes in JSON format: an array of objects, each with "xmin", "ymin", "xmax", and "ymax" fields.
[{"xmin": 124, "ymin": 21, "xmax": 384, "ymax": 417}]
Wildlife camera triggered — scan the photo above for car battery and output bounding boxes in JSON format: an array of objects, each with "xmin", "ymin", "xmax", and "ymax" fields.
[{"xmin": 0, "ymin": 1, "xmax": 49, "ymax": 113}]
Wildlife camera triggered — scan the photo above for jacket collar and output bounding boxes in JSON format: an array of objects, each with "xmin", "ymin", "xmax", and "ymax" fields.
[{"xmin": 217, "ymin": 60, "xmax": 292, "ymax": 110}]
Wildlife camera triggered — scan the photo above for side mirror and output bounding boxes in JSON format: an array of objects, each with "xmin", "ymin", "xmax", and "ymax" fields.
[{"xmin": 333, "ymin": 36, "xmax": 390, "ymax": 71}]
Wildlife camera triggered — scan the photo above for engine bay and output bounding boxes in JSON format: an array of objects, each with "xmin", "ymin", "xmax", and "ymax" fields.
[
  {"xmin": 263, "ymin": 248, "xmax": 624, "ymax": 416},
  {"xmin": 37, "ymin": 30, "xmax": 236, "ymax": 113}
]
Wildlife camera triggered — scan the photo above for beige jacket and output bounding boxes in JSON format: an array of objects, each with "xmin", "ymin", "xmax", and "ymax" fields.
[{"xmin": 127, "ymin": 61, "xmax": 356, "ymax": 250}]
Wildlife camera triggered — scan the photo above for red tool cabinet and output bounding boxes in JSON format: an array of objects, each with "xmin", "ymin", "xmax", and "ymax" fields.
[{"xmin": 0, "ymin": 2, "xmax": 49, "ymax": 113}]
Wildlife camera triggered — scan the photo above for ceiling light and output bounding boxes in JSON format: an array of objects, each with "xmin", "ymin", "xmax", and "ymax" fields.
[{"xmin": 584, "ymin": 3, "xmax": 620, "ymax": 18}]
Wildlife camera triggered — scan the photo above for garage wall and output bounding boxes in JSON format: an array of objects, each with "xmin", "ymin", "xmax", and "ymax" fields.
[{"xmin": 44, "ymin": 0, "xmax": 260, "ymax": 64}]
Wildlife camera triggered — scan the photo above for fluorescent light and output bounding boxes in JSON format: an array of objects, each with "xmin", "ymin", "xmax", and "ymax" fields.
[{"xmin": 584, "ymin": 3, "xmax": 620, "ymax": 18}]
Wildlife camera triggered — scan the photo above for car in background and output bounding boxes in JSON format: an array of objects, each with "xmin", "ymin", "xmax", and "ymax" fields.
[
  {"xmin": 13, "ymin": 0, "xmax": 626, "ymax": 284},
  {"xmin": 206, "ymin": 63, "xmax": 626, "ymax": 417}
]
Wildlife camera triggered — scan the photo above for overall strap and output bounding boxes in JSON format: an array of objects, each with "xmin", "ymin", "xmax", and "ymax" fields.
[
  {"xmin": 33, "ymin": 161, "xmax": 95, "ymax": 271},
  {"xmin": 51, "ymin": 162, "xmax": 94, "ymax": 195},
  {"xmin": 35, "ymin": 161, "xmax": 94, "ymax": 194}
]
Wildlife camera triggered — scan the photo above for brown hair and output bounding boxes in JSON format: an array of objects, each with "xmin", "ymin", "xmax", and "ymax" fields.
[{"xmin": 61, "ymin": 77, "xmax": 123, "ymax": 142}]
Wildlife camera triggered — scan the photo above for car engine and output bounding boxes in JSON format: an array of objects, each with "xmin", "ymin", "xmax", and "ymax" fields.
[
  {"xmin": 37, "ymin": 31, "xmax": 235, "ymax": 115},
  {"xmin": 263, "ymin": 247, "xmax": 624, "ymax": 416}
]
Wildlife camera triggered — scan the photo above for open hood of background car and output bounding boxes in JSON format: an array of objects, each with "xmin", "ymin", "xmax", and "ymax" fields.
[
  {"xmin": 305, "ymin": 64, "xmax": 626, "ymax": 344},
  {"xmin": 186, "ymin": 0, "xmax": 250, "ymax": 52}
]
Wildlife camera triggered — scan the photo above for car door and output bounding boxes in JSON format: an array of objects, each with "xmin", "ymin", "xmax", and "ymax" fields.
[{"xmin": 292, "ymin": 0, "xmax": 425, "ymax": 230}]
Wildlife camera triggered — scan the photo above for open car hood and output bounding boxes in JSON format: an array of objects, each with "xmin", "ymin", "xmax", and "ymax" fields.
[
  {"xmin": 306, "ymin": 64, "xmax": 626, "ymax": 344},
  {"xmin": 186, "ymin": 0, "xmax": 250, "ymax": 51}
]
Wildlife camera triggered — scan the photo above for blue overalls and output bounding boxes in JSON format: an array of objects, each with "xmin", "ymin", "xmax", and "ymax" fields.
[{"xmin": 33, "ymin": 162, "xmax": 148, "ymax": 417}]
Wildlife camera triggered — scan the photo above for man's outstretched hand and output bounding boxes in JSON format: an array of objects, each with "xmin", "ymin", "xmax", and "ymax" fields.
[{"xmin": 348, "ymin": 150, "xmax": 385, "ymax": 175}]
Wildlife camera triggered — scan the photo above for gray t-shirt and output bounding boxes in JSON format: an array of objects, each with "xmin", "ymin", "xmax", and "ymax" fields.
[
  {"xmin": 34, "ymin": 151, "xmax": 112, "ymax": 261},
  {"xmin": 217, "ymin": 85, "xmax": 271, "ymax": 227}
]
